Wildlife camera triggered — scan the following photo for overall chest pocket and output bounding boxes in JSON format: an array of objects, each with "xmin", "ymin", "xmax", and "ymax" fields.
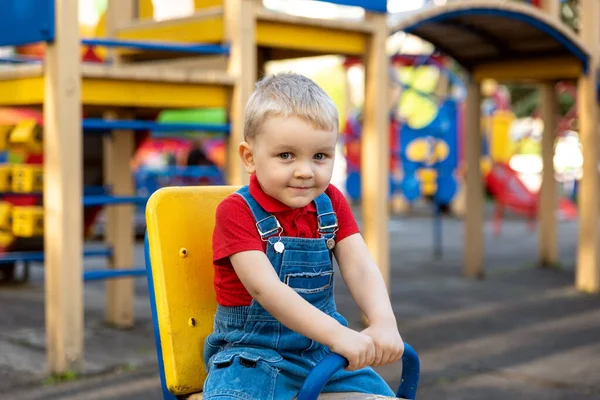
[{"xmin": 281, "ymin": 249, "xmax": 333, "ymax": 294}]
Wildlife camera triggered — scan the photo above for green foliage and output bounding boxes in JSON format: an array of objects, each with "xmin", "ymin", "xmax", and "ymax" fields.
[
  {"xmin": 510, "ymin": 0, "xmax": 578, "ymax": 30},
  {"xmin": 508, "ymin": 85, "xmax": 576, "ymax": 118},
  {"xmin": 42, "ymin": 370, "xmax": 78, "ymax": 386}
]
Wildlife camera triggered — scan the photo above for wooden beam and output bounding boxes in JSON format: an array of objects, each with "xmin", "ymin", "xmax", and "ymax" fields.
[
  {"xmin": 44, "ymin": 0, "xmax": 83, "ymax": 374},
  {"xmin": 81, "ymin": 79, "xmax": 229, "ymax": 109},
  {"xmin": 255, "ymin": 8, "xmax": 375, "ymax": 33},
  {"xmin": 224, "ymin": 0, "xmax": 256, "ymax": 186},
  {"xmin": 464, "ymin": 80, "xmax": 484, "ymax": 279},
  {"xmin": 473, "ymin": 57, "xmax": 583, "ymax": 83},
  {"xmin": 120, "ymin": 54, "xmax": 228, "ymax": 71},
  {"xmin": 103, "ymin": 111, "xmax": 135, "ymax": 328},
  {"xmin": 539, "ymin": 82, "xmax": 558, "ymax": 267},
  {"xmin": 576, "ymin": 0, "xmax": 600, "ymax": 293},
  {"xmin": 361, "ymin": 12, "xmax": 389, "ymax": 287}
]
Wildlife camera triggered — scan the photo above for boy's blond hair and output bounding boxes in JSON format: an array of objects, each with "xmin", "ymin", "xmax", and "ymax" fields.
[{"xmin": 244, "ymin": 72, "xmax": 339, "ymax": 141}]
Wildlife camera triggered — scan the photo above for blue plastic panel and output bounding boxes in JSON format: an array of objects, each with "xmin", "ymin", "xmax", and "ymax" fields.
[
  {"xmin": 0, "ymin": 0, "xmax": 55, "ymax": 46},
  {"xmin": 317, "ymin": 0, "xmax": 387, "ymax": 13}
]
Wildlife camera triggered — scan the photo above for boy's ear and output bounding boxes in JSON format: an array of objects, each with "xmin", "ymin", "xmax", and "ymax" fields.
[{"xmin": 239, "ymin": 141, "xmax": 256, "ymax": 174}]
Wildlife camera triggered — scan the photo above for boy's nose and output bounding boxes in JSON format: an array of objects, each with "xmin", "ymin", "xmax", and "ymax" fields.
[{"xmin": 294, "ymin": 163, "xmax": 314, "ymax": 178}]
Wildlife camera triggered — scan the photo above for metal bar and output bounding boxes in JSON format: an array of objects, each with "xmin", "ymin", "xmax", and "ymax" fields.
[
  {"xmin": 83, "ymin": 119, "xmax": 230, "ymax": 133},
  {"xmin": 0, "ymin": 247, "xmax": 112, "ymax": 264},
  {"xmin": 0, "ymin": 186, "xmax": 109, "ymax": 197},
  {"xmin": 0, "ymin": 55, "xmax": 42, "ymax": 64},
  {"xmin": 139, "ymin": 165, "xmax": 223, "ymax": 179},
  {"xmin": 81, "ymin": 38, "xmax": 230, "ymax": 55},
  {"xmin": 0, "ymin": 194, "xmax": 147, "ymax": 206},
  {"xmin": 83, "ymin": 248, "xmax": 113, "ymax": 258},
  {"xmin": 83, "ymin": 195, "xmax": 148, "ymax": 206},
  {"xmin": 433, "ymin": 203, "xmax": 443, "ymax": 259},
  {"xmin": 83, "ymin": 268, "xmax": 146, "ymax": 281}
]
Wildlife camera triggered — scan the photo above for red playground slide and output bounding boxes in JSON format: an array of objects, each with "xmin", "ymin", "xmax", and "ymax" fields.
[{"xmin": 485, "ymin": 162, "xmax": 577, "ymax": 235}]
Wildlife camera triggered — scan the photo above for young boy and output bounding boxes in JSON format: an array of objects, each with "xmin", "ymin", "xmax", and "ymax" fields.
[{"xmin": 204, "ymin": 73, "xmax": 403, "ymax": 400}]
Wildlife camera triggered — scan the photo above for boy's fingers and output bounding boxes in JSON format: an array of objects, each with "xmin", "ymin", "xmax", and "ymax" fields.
[
  {"xmin": 368, "ymin": 345, "xmax": 376, "ymax": 366},
  {"xmin": 353, "ymin": 354, "xmax": 362, "ymax": 371},
  {"xmin": 377, "ymin": 349, "xmax": 385, "ymax": 365},
  {"xmin": 373, "ymin": 347, "xmax": 384, "ymax": 366}
]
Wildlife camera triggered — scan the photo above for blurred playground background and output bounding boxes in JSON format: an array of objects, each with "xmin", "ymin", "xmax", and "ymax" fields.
[
  {"xmin": 2, "ymin": 1, "xmax": 600, "ymax": 399},
  {"xmin": 0, "ymin": 0, "xmax": 583, "ymax": 259}
]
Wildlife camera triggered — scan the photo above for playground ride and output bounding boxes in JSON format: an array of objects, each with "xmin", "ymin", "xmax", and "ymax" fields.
[
  {"xmin": 486, "ymin": 162, "xmax": 578, "ymax": 235},
  {"xmin": 392, "ymin": 0, "xmax": 600, "ymax": 289},
  {"xmin": 472, "ymin": 77, "xmax": 579, "ymax": 233},
  {"xmin": 145, "ymin": 185, "xmax": 420, "ymax": 400}
]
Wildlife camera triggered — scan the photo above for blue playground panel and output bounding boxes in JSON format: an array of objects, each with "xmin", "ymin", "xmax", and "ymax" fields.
[
  {"xmin": 346, "ymin": 100, "xmax": 459, "ymax": 205},
  {"xmin": 399, "ymin": 99, "xmax": 459, "ymax": 206},
  {"xmin": 0, "ymin": 0, "xmax": 54, "ymax": 47}
]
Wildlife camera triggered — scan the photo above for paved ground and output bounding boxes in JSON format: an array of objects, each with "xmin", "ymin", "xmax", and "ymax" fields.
[{"xmin": 1, "ymin": 205, "xmax": 599, "ymax": 400}]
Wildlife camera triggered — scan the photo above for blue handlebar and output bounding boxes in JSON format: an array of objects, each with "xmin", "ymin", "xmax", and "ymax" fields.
[
  {"xmin": 297, "ymin": 343, "xmax": 420, "ymax": 400},
  {"xmin": 398, "ymin": 344, "xmax": 420, "ymax": 399}
]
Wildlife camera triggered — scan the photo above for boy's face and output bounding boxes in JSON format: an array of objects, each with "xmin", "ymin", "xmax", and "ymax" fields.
[{"xmin": 240, "ymin": 115, "xmax": 337, "ymax": 209}]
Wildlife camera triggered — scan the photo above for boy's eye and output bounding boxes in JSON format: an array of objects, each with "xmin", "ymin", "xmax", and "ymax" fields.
[
  {"xmin": 279, "ymin": 152, "xmax": 291, "ymax": 160},
  {"xmin": 314, "ymin": 153, "xmax": 326, "ymax": 160}
]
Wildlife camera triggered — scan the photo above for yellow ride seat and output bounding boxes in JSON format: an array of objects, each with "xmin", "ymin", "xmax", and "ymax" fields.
[{"xmin": 145, "ymin": 186, "xmax": 410, "ymax": 399}]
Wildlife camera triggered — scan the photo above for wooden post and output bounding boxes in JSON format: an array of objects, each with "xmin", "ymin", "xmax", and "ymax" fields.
[
  {"xmin": 106, "ymin": 0, "xmax": 135, "ymax": 32},
  {"xmin": 44, "ymin": 0, "xmax": 83, "ymax": 374},
  {"xmin": 104, "ymin": 0, "xmax": 136, "ymax": 330},
  {"xmin": 539, "ymin": 83, "xmax": 558, "ymax": 267},
  {"xmin": 106, "ymin": 0, "xmax": 135, "ymax": 64},
  {"xmin": 576, "ymin": 0, "xmax": 600, "ymax": 293},
  {"xmin": 103, "ymin": 111, "xmax": 135, "ymax": 328},
  {"xmin": 224, "ymin": 0, "xmax": 256, "ymax": 186},
  {"xmin": 362, "ymin": 13, "xmax": 390, "ymax": 287},
  {"xmin": 464, "ymin": 80, "xmax": 484, "ymax": 278}
]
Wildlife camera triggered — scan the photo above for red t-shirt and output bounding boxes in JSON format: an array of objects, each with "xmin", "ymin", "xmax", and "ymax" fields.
[{"xmin": 212, "ymin": 174, "xmax": 360, "ymax": 306}]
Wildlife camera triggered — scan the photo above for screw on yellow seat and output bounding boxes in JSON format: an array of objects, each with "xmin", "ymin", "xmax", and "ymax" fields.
[{"xmin": 144, "ymin": 186, "xmax": 419, "ymax": 400}]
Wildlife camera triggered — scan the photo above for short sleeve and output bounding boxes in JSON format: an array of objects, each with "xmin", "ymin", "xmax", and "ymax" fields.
[
  {"xmin": 325, "ymin": 184, "xmax": 360, "ymax": 242},
  {"xmin": 212, "ymin": 194, "xmax": 264, "ymax": 265}
]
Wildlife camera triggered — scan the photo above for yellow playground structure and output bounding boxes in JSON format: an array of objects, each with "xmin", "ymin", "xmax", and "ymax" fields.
[
  {"xmin": 1, "ymin": 0, "xmax": 599, "ymax": 385},
  {"xmin": 0, "ymin": 0, "xmax": 388, "ymax": 375}
]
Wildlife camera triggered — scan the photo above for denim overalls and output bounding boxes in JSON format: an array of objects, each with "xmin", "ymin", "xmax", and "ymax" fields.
[{"xmin": 202, "ymin": 186, "xmax": 394, "ymax": 400}]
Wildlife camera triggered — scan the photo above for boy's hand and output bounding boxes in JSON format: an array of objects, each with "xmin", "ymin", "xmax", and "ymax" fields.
[
  {"xmin": 361, "ymin": 324, "xmax": 404, "ymax": 367},
  {"xmin": 329, "ymin": 327, "xmax": 376, "ymax": 371}
]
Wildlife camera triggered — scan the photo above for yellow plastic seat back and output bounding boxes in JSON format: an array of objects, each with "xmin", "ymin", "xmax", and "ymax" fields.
[{"xmin": 145, "ymin": 185, "xmax": 238, "ymax": 396}]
